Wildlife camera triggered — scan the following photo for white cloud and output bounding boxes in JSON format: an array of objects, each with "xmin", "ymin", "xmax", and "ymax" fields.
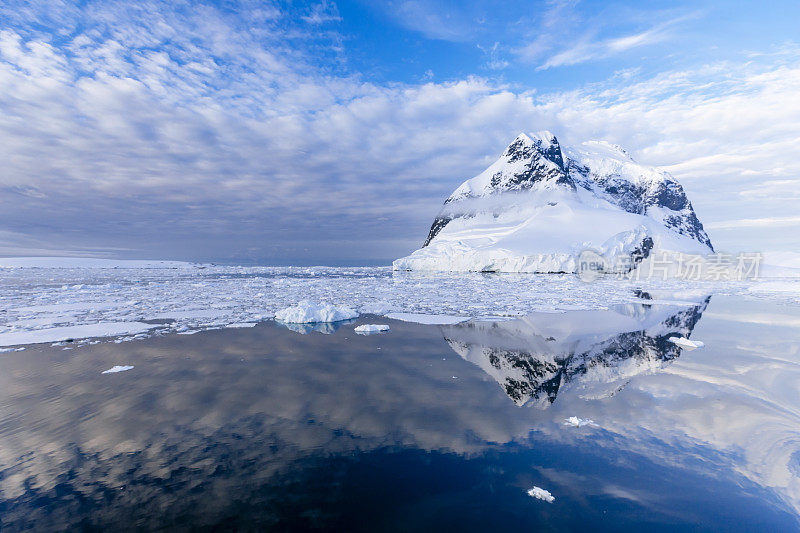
[
  {"xmin": 302, "ymin": 1, "xmax": 342, "ymax": 24},
  {"xmin": 515, "ymin": 5, "xmax": 700, "ymax": 70},
  {"xmin": 515, "ymin": 0, "xmax": 580, "ymax": 61},
  {"xmin": 706, "ymin": 217, "xmax": 800, "ymax": 230},
  {"xmin": 538, "ymin": 22, "xmax": 673, "ymax": 70},
  {"xmin": 0, "ymin": 2, "xmax": 799, "ymax": 261},
  {"xmin": 478, "ymin": 41, "xmax": 509, "ymax": 70},
  {"xmin": 376, "ymin": 0, "xmax": 478, "ymax": 42}
]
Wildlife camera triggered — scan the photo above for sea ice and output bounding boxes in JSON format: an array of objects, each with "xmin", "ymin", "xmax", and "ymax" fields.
[
  {"xmin": 101, "ymin": 365, "xmax": 134, "ymax": 374},
  {"xmin": 667, "ymin": 337, "xmax": 705, "ymax": 350},
  {"xmin": 0, "ymin": 259, "xmax": 761, "ymax": 348},
  {"xmin": 274, "ymin": 300, "xmax": 359, "ymax": 323},
  {"xmin": 527, "ymin": 486, "xmax": 555, "ymax": 503},
  {"xmin": 354, "ymin": 324, "xmax": 390, "ymax": 335},
  {"xmin": 385, "ymin": 312, "xmax": 470, "ymax": 325},
  {"xmin": 0, "ymin": 322, "xmax": 153, "ymax": 347}
]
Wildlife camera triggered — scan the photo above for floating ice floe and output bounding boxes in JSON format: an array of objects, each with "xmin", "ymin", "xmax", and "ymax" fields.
[
  {"xmin": 0, "ymin": 322, "xmax": 154, "ymax": 347},
  {"xmin": 274, "ymin": 300, "xmax": 359, "ymax": 324},
  {"xmin": 101, "ymin": 365, "xmax": 134, "ymax": 374},
  {"xmin": 226, "ymin": 322, "xmax": 257, "ymax": 328},
  {"xmin": 667, "ymin": 336, "xmax": 705, "ymax": 350},
  {"xmin": 564, "ymin": 416, "xmax": 598, "ymax": 428},
  {"xmin": 385, "ymin": 312, "xmax": 469, "ymax": 325},
  {"xmin": 527, "ymin": 486, "xmax": 555, "ymax": 503},
  {"xmin": 354, "ymin": 324, "xmax": 390, "ymax": 335},
  {"xmin": 0, "ymin": 347, "xmax": 26, "ymax": 353}
]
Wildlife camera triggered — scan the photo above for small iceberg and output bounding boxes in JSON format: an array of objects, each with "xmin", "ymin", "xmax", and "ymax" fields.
[
  {"xmin": 527, "ymin": 486, "xmax": 555, "ymax": 503},
  {"xmin": 564, "ymin": 416, "xmax": 597, "ymax": 428},
  {"xmin": 354, "ymin": 324, "xmax": 390, "ymax": 335},
  {"xmin": 667, "ymin": 336, "xmax": 705, "ymax": 350},
  {"xmin": 102, "ymin": 365, "xmax": 134, "ymax": 374},
  {"xmin": 274, "ymin": 300, "xmax": 359, "ymax": 324}
]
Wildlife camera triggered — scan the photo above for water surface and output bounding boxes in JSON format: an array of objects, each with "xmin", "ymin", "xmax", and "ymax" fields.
[{"xmin": 1, "ymin": 295, "xmax": 799, "ymax": 531}]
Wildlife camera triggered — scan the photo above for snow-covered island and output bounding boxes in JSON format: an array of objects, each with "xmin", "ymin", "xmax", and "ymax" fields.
[{"xmin": 394, "ymin": 132, "xmax": 713, "ymax": 274}]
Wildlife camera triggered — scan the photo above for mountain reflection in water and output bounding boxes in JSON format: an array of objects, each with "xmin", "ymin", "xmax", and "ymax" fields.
[
  {"xmin": 1, "ymin": 295, "xmax": 799, "ymax": 531},
  {"xmin": 442, "ymin": 297, "xmax": 708, "ymax": 406}
]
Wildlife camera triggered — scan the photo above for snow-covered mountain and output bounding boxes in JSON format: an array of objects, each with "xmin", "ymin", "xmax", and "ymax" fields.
[
  {"xmin": 394, "ymin": 132, "xmax": 713, "ymax": 273},
  {"xmin": 441, "ymin": 296, "xmax": 710, "ymax": 407}
]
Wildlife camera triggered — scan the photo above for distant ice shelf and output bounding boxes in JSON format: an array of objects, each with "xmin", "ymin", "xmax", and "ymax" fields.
[{"xmin": 0, "ymin": 256, "xmax": 196, "ymax": 269}]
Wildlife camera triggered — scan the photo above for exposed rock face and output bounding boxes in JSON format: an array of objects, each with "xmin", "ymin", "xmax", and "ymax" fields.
[{"xmin": 399, "ymin": 132, "xmax": 713, "ymax": 273}]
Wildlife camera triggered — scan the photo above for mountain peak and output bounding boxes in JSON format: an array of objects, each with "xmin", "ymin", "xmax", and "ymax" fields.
[
  {"xmin": 402, "ymin": 130, "xmax": 714, "ymax": 262},
  {"xmin": 506, "ymin": 130, "xmax": 559, "ymax": 151},
  {"xmin": 512, "ymin": 132, "xmax": 533, "ymax": 144},
  {"xmin": 529, "ymin": 130, "xmax": 558, "ymax": 147},
  {"xmin": 502, "ymin": 130, "xmax": 564, "ymax": 170}
]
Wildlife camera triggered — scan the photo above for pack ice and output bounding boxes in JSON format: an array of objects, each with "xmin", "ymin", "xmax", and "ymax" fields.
[{"xmin": 394, "ymin": 132, "xmax": 713, "ymax": 274}]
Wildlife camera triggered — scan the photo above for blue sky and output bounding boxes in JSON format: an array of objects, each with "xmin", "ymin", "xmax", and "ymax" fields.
[{"xmin": 1, "ymin": 0, "xmax": 799, "ymax": 265}]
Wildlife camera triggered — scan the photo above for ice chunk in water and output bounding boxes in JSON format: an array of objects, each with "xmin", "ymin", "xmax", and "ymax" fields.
[
  {"xmin": 102, "ymin": 365, "xmax": 134, "ymax": 374},
  {"xmin": 527, "ymin": 486, "xmax": 555, "ymax": 503},
  {"xmin": 274, "ymin": 300, "xmax": 358, "ymax": 324},
  {"xmin": 354, "ymin": 324, "xmax": 390, "ymax": 335},
  {"xmin": 564, "ymin": 416, "xmax": 597, "ymax": 428}
]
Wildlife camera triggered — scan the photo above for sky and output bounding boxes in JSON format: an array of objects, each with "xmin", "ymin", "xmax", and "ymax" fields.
[{"xmin": 0, "ymin": 0, "xmax": 799, "ymax": 265}]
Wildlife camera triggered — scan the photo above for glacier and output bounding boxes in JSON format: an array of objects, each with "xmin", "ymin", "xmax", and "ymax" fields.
[{"xmin": 394, "ymin": 131, "xmax": 713, "ymax": 274}]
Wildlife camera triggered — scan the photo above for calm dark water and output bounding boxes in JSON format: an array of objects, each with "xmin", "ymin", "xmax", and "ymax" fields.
[{"xmin": 1, "ymin": 295, "xmax": 800, "ymax": 531}]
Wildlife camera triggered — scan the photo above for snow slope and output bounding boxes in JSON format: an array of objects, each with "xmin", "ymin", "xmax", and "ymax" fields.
[{"xmin": 394, "ymin": 132, "xmax": 712, "ymax": 273}]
